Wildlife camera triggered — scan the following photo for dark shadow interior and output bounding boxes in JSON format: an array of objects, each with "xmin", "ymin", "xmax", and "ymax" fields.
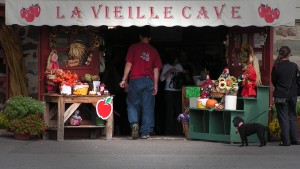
[{"xmin": 100, "ymin": 26, "xmax": 229, "ymax": 136}]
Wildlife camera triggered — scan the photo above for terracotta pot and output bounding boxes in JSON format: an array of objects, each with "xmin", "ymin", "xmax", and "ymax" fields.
[{"xmin": 14, "ymin": 133, "xmax": 30, "ymax": 140}]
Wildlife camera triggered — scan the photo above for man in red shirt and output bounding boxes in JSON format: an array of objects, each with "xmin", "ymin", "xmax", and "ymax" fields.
[{"xmin": 119, "ymin": 27, "xmax": 162, "ymax": 139}]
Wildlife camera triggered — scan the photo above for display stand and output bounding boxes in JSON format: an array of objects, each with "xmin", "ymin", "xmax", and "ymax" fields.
[
  {"xmin": 43, "ymin": 93, "xmax": 113, "ymax": 141},
  {"xmin": 183, "ymin": 86, "xmax": 270, "ymax": 143}
]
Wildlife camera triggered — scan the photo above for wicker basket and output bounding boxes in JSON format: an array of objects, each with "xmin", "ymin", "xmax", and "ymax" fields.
[
  {"xmin": 211, "ymin": 91, "xmax": 225, "ymax": 98},
  {"xmin": 73, "ymin": 85, "xmax": 89, "ymax": 95}
]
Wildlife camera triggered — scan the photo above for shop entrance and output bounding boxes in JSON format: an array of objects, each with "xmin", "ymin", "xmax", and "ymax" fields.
[{"xmin": 101, "ymin": 26, "xmax": 229, "ymax": 136}]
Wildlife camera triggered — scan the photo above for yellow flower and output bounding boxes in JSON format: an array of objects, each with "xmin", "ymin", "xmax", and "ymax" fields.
[{"xmin": 269, "ymin": 118, "xmax": 281, "ymax": 140}]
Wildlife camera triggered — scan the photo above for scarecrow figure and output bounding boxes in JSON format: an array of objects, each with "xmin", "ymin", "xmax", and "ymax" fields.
[{"xmin": 240, "ymin": 44, "xmax": 262, "ymax": 97}]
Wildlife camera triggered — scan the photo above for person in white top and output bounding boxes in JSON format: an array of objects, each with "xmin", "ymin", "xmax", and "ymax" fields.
[{"xmin": 160, "ymin": 51, "xmax": 184, "ymax": 135}]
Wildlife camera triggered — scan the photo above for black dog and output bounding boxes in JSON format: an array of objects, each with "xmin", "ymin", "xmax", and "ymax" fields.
[{"xmin": 232, "ymin": 116, "xmax": 267, "ymax": 147}]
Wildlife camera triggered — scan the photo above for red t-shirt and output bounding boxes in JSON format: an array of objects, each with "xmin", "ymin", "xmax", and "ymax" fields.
[{"xmin": 126, "ymin": 42, "xmax": 162, "ymax": 80}]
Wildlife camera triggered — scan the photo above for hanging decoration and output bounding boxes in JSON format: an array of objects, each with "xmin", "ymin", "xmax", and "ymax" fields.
[{"xmin": 48, "ymin": 26, "xmax": 100, "ymax": 67}]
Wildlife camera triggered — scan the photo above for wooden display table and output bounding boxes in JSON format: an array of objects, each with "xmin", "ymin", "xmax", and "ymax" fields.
[{"xmin": 43, "ymin": 93, "xmax": 113, "ymax": 141}]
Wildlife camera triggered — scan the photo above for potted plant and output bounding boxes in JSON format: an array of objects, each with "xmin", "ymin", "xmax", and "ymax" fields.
[
  {"xmin": 268, "ymin": 104, "xmax": 280, "ymax": 140},
  {"xmin": 2, "ymin": 95, "xmax": 47, "ymax": 139}
]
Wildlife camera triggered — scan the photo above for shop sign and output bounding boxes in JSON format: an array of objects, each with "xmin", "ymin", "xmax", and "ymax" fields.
[{"xmin": 6, "ymin": 0, "xmax": 295, "ymax": 27}]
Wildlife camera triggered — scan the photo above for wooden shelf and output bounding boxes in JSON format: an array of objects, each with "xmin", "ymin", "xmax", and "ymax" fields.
[
  {"xmin": 48, "ymin": 125, "xmax": 105, "ymax": 130},
  {"xmin": 186, "ymin": 107, "xmax": 244, "ymax": 112},
  {"xmin": 183, "ymin": 86, "xmax": 270, "ymax": 143}
]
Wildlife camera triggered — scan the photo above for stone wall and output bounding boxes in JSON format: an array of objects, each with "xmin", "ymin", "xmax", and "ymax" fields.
[
  {"xmin": 18, "ymin": 26, "xmax": 40, "ymax": 99},
  {"xmin": 273, "ymin": 23, "xmax": 300, "ymax": 65}
]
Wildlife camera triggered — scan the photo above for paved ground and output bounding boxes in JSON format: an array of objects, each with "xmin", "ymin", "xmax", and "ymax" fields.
[{"xmin": 1, "ymin": 131, "xmax": 300, "ymax": 169}]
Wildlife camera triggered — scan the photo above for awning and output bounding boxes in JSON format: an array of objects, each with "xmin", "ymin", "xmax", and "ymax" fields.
[{"xmin": 5, "ymin": 0, "xmax": 295, "ymax": 27}]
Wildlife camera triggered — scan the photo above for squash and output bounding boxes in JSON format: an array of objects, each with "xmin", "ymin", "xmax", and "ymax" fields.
[{"xmin": 206, "ymin": 99, "xmax": 218, "ymax": 108}]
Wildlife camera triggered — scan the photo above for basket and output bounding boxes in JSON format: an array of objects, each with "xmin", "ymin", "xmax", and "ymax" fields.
[
  {"xmin": 73, "ymin": 85, "xmax": 89, "ymax": 95},
  {"xmin": 211, "ymin": 91, "xmax": 225, "ymax": 98}
]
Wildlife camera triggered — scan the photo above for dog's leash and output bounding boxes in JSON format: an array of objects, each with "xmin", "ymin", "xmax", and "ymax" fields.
[{"xmin": 246, "ymin": 110, "xmax": 267, "ymax": 123}]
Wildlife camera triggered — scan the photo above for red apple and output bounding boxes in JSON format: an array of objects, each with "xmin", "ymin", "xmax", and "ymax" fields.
[
  {"xmin": 264, "ymin": 12, "xmax": 275, "ymax": 23},
  {"xmin": 20, "ymin": 8, "xmax": 27, "ymax": 18},
  {"xmin": 25, "ymin": 11, "xmax": 35, "ymax": 22},
  {"xmin": 272, "ymin": 8, "xmax": 280, "ymax": 19},
  {"xmin": 96, "ymin": 97, "xmax": 113, "ymax": 120},
  {"xmin": 29, "ymin": 4, "xmax": 41, "ymax": 17},
  {"xmin": 258, "ymin": 4, "xmax": 271, "ymax": 18}
]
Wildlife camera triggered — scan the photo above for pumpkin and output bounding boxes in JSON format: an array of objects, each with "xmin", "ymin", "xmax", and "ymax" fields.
[{"xmin": 206, "ymin": 99, "xmax": 218, "ymax": 108}]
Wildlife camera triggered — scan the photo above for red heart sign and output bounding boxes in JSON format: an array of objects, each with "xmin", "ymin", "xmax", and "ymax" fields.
[{"xmin": 96, "ymin": 97, "xmax": 113, "ymax": 120}]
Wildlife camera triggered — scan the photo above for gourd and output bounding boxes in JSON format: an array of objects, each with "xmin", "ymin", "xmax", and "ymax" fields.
[{"xmin": 206, "ymin": 99, "xmax": 218, "ymax": 108}]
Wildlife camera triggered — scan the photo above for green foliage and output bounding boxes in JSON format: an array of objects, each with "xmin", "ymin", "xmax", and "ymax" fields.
[
  {"xmin": 3, "ymin": 95, "xmax": 45, "ymax": 120},
  {"xmin": 0, "ymin": 112, "xmax": 10, "ymax": 129},
  {"xmin": 270, "ymin": 104, "xmax": 277, "ymax": 118},
  {"xmin": 296, "ymin": 101, "xmax": 300, "ymax": 116}
]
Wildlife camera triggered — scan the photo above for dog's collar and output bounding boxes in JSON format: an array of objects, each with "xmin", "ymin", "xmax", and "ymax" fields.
[{"xmin": 238, "ymin": 122, "xmax": 244, "ymax": 128}]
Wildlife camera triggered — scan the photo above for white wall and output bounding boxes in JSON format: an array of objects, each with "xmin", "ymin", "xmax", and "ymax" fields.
[{"xmin": 296, "ymin": 0, "xmax": 300, "ymax": 20}]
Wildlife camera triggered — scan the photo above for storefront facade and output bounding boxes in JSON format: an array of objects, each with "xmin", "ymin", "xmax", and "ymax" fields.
[
  {"xmin": 3, "ymin": 0, "xmax": 296, "ymax": 98},
  {"xmin": 1, "ymin": 0, "xmax": 299, "ymax": 135}
]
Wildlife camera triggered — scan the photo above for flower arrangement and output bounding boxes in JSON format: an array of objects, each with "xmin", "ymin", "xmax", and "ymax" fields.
[
  {"xmin": 2, "ymin": 95, "xmax": 47, "ymax": 137},
  {"xmin": 53, "ymin": 69, "xmax": 78, "ymax": 87},
  {"xmin": 212, "ymin": 76, "xmax": 239, "ymax": 96},
  {"xmin": 211, "ymin": 68, "xmax": 239, "ymax": 96}
]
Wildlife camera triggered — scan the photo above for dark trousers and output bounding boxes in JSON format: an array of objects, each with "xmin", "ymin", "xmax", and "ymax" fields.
[
  {"xmin": 164, "ymin": 90, "xmax": 182, "ymax": 135},
  {"xmin": 275, "ymin": 96, "xmax": 299, "ymax": 144}
]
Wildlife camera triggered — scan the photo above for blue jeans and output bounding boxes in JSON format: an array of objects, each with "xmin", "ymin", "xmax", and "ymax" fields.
[
  {"xmin": 127, "ymin": 77, "xmax": 155, "ymax": 136},
  {"xmin": 275, "ymin": 96, "xmax": 299, "ymax": 144}
]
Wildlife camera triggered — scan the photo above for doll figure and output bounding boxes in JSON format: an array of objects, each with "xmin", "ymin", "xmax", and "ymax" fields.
[
  {"xmin": 241, "ymin": 46, "xmax": 262, "ymax": 97},
  {"xmin": 46, "ymin": 50, "xmax": 59, "ymax": 73},
  {"xmin": 45, "ymin": 50, "xmax": 60, "ymax": 92}
]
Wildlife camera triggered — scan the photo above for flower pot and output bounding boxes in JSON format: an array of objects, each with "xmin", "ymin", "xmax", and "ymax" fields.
[
  {"xmin": 14, "ymin": 133, "xmax": 30, "ymax": 140},
  {"xmin": 95, "ymin": 117, "xmax": 105, "ymax": 126},
  {"xmin": 60, "ymin": 84, "xmax": 72, "ymax": 95},
  {"xmin": 224, "ymin": 95, "xmax": 237, "ymax": 110}
]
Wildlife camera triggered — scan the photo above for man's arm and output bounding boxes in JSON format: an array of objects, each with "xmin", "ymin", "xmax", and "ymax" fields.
[
  {"xmin": 119, "ymin": 62, "xmax": 132, "ymax": 88},
  {"xmin": 153, "ymin": 67, "xmax": 160, "ymax": 95}
]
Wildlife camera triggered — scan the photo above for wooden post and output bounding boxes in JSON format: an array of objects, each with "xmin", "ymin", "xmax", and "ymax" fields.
[{"xmin": 57, "ymin": 96, "xmax": 64, "ymax": 141}]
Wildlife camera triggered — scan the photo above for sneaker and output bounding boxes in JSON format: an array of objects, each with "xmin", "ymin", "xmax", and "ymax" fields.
[
  {"xmin": 140, "ymin": 135, "xmax": 149, "ymax": 139},
  {"xmin": 131, "ymin": 124, "xmax": 139, "ymax": 140}
]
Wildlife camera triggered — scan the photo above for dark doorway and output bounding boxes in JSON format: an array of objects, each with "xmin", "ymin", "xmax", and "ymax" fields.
[{"xmin": 101, "ymin": 26, "xmax": 229, "ymax": 136}]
